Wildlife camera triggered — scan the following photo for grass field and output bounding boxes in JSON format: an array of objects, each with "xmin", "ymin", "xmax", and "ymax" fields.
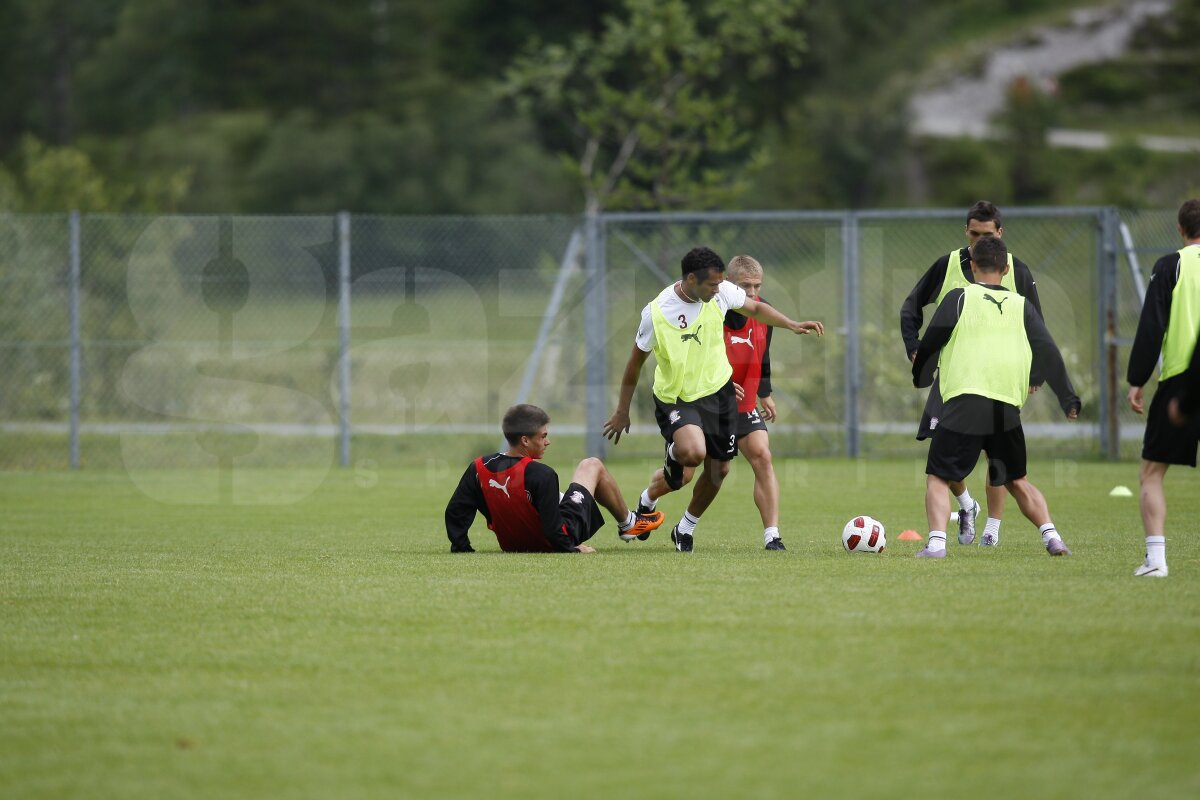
[{"xmin": 2, "ymin": 458, "xmax": 1198, "ymax": 799}]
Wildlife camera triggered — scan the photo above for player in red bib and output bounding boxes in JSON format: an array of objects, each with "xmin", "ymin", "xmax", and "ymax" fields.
[
  {"xmin": 722, "ymin": 255, "xmax": 786, "ymax": 550},
  {"xmin": 445, "ymin": 404, "xmax": 664, "ymax": 553}
]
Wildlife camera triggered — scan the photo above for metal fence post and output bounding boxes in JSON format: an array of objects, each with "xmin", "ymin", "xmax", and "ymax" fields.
[
  {"xmin": 338, "ymin": 211, "xmax": 351, "ymax": 468},
  {"xmin": 843, "ymin": 212, "xmax": 861, "ymax": 458},
  {"xmin": 1098, "ymin": 207, "xmax": 1121, "ymax": 460},
  {"xmin": 68, "ymin": 211, "xmax": 81, "ymax": 470},
  {"xmin": 584, "ymin": 212, "xmax": 607, "ymax": 458},
  {"xmin": 515, "ymin": 228, "xmax": 582, "ymax": 405}
]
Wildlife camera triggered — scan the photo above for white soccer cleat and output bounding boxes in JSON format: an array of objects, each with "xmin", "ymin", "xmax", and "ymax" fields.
[
  {"xmin": 981, "ymin": 531, "xmax": 999, "ymax": 547},
  {"xmin": 1133, "ymin": 560, "xmax": 1168, "ymax": 578}
]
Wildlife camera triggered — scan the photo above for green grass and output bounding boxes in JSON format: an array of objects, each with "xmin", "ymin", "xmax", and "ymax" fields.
[{"xmin": 2, "ymin": 459, "xmax": 1198, "ymax": 799}]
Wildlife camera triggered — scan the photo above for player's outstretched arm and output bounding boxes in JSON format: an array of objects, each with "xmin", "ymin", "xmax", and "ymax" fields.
[
  {"xmin": 603, "ymin": 346, "xmax": 650, "ymax": 444},
  {"xmin": 740, "ymin": 297, "xmax": 824, "ymax": 336}
]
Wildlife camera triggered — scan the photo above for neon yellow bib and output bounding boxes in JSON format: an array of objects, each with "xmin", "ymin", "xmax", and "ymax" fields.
[
  {"xmin": 650, "ymin": 288, "xmax": 732, "ymax": 403},
  {"xmin": 939, "ymin": 285, "xmax": 1032, "ymax": 408},
  {"xmin": 936, "ymin": 248, "xmax": 1017, "ymax": 305},
  {"xmin": 1162, "ymin": 246, "xmax": 1200, "ymax": 380}
]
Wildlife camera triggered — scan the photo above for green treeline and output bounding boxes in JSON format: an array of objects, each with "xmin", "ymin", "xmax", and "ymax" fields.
[{"xmin": 0, "ymin": 0, "xmax": 1196, "ymax": 214}]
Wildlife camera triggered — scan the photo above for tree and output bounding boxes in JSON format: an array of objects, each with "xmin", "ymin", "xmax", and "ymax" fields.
[{"xmin": 504, "ymin": 0, "xmax": 806, "ymax": 213}]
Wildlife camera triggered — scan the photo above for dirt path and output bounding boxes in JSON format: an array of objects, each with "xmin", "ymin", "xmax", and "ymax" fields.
[{"xmin": 909, "ymin": 0, "xmax": 1198, "ymax": 153}]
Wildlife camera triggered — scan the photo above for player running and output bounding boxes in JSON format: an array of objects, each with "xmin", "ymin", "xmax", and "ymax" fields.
[
  {"xmin": 445, "ymin": 404, "xmax": 663, "ymax": 553},
  {"xmin": 722, "ymin": 255, "xmax": 786, "ymax": 551},
  {"xmin": 602, "ymin": 246, "xmax": 823, "ymax": 552},
  {"xmin": 912, "ymin": 236, "xmax": 1080, "ymax": 559},
  {"xmin": 900, "ymin": 200, "xmax": 1046, "ymax": 549}
]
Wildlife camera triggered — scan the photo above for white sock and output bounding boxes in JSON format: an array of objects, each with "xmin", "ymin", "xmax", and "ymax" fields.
[
  {"xmin": 617, "ymin": 511, "xmax": 635, "ymax": 532},
  {"xmin": 955, "ymin": 489, "xmax": 975, "ymax": 512},
  {"xmin": 1146, "ymin": 535, "xmax": 1166, "ymax": 568},
  {"xmin": 677, "ymin": 510, "xmax": 700, "ymax": 536},
  {"xmin": 1039, "ymin": 522, "xmax": 1060, "ymax": 545},
  {"xmin": 927, "ymin": 531, "xmax": 947, "ymax": 552},
  {"xmin": 639, "ymin": 488, "xmax": 657, "ymax": 511},
  {"xmin": 764, "ymin": 526, "xmax": 780, "ymax": 545},
  {"xmin": 983, "ymin": 517, "xmax": 1001, "ymax": 542}
]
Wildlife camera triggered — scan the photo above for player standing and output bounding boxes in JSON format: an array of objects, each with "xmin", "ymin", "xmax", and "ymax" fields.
[
  {"xmin": 900, "ymin": 200, "xmax": 1046, "ymax": 548},
  {"xmin": 912, "ymin": 237, "xmax": 1080, "ymax": 559},
  {"xmin": 602, "ymin": 247, "xmax": 823, "ymax": 552},
  {"xmin": 722, "ymin": 255, "xmax": 786, "ymax": 551},
  {"xmin": 1125, "ymin": 198, "xmax": 1200, "ymax": 578}
]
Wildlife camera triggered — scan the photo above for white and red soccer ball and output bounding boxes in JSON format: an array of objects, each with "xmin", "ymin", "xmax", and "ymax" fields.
[{"xmin": 842, "ymin": 515, "xmax": 886, "ymax": 553}]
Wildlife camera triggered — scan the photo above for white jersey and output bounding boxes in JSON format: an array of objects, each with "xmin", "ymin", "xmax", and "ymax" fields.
[{"xmin": 635, "ymin": 280, "xmax": 748, "ymax": 352}]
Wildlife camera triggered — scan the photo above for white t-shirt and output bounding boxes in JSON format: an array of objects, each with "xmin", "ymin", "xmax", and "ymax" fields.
[{"xmin": 635, "ymin": 280, "xmax": 748, "ymax": 352}]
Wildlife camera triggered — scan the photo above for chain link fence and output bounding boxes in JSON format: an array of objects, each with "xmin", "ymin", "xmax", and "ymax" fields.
[{"xmin": 0, "ymin": 207, "xmax": 1168, "ymax": 476}]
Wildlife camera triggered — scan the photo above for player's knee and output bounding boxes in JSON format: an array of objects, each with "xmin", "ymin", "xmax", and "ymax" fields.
[
  {"xmin": 1006, "ymin": 477, "xmax": 1030, "ymax": 497},
  {"xmin": 579, "ymin": 456, "xmax": 604, "ymax": 474},
  {"xmin": 674, "ymin": 443, "xmax": 705, "ymax": 467},
  {"xmin": 574, "ymin": 457, "xmax": 603, "ymax": 482},
  {"xmin": 746, "ymin": 447, "xmax": 772, "ymax": 471}
]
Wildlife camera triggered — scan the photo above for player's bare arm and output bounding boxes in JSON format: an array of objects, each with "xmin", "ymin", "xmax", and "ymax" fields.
[
  {"xmin": 603, "ymin": 346, "xmax": 651, "ymax": 444},
  {"xmin": 740, "ymin": 297, "xmax": 824, "ymax": 336},
  {"xmin": 1128, "ymin": 385, "xmax": 1145, "ymax": 415},
  {"xmin": 759, "ymin": 394, "xmax": 777, "ymax": 422}
]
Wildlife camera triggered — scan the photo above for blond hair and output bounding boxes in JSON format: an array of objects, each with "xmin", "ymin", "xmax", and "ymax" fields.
[{"xmin": 726, "ymin": 255, "xmax": 763, "ymax": 281}]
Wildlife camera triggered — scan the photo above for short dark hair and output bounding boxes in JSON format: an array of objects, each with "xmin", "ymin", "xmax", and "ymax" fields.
[
  {"xmin": 501, "ymin": 404, "xmax": 550, "ymax": 445},
  {"xmin": 681, "ymin": 247, "xmax": 725, "ymax": 281},
  {"xmin": 966, "ymin": 200, "xmax": 1003, "ymax": 229},
  {"xmin": 1178, "ymin": 198, "xmax": 1200, "ymax": 239},
  {"xmin": 972, "ymin": 236, "xmax": 1008, "ymax": 272}
]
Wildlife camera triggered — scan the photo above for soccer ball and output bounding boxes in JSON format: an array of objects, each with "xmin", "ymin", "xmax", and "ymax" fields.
[{"xmin": 842, "ymin": 515, "xmax": 886, "ymax": 553}]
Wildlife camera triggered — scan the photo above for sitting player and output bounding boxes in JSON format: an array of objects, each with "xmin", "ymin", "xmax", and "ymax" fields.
[{"xmin": 445, "ymin": 404, "xmax": 664, "ymax": 553}]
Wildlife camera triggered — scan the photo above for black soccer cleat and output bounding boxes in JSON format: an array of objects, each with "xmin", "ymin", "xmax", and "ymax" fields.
[
  {"xmin": 764, "ymin": 538, "xmax": 786, "ymax": 551},
  {"xmin": 663, "ymin": 442, "xmax": 685, "ymax": 491},
  {"xmin": 671, "ymin": 525, "xmax": 693, "ymax": 552}
]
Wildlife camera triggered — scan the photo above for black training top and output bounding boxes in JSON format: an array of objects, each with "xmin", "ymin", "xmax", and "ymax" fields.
[
  {"xmin": 901, "ymin": 247, "xmax": 1045, "ymax": 385},
  {"xmin": 912, "ymin": 285, "xmax": 1080, "ymax": 434},
  {"xmin": 444, "ymin": 454, "xmax": 576, "ymax": 553},
  {"xmin": 1128, "ymin": 251, "xmax": 1187, "ymax": 388}
]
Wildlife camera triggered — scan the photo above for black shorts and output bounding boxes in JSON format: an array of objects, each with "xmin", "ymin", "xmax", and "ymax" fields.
[
  {"xmin": 926, "ymin": 425, "xmax": 1028, "ymax": 486},
  {"xmin": 653, "ymin": 381, "xmax": 739, "ymax": 462},
  {"xmin": 1142, "ymin": 375, "xmax": 1200, "ymax": 467},
  {"xmin": 916, "ymin": 375, "xmax": 944, "ymax": 441},
  {"xmin": 559, "ymin": 482, "xmax": 605, "ymax": 545},
  {"xmin": 736, "ymin": 407, "xmax": 769, "ymax": 440}
]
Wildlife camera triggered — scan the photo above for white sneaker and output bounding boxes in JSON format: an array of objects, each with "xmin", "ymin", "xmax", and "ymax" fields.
[
  {"xmin": 1133, "ymin": 560, "xmax": 1168, "ymax": 578},
  {"xmin": 981, "ymin": 532, "xmax": 999, "ymax": 547}
]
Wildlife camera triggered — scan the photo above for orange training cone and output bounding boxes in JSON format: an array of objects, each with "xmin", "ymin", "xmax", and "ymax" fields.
[{"xmin": 898, "ymin": 530, "xmax": 923, "ymax": 541}]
